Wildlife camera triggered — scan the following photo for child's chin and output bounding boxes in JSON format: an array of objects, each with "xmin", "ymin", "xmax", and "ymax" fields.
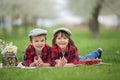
[
  {"xmin": 60, "ymin": 47, "xmax": 66, "ymax": 49},
  {"xmin": 36, "ymin": 49, "xmax": 42, "ymax": 52}
]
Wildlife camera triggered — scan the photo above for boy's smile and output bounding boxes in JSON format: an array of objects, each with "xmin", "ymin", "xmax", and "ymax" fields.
[{"xmin": 31, "ymin": 35, "xmax": 46, "ymax": 53}]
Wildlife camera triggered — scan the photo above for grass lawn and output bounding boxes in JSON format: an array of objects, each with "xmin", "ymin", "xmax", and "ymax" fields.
[{"xmin": 0, "ymin": 27, "xmax": 120, "ymax": 80}]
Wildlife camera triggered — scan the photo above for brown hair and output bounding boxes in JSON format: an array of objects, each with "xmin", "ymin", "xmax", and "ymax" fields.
[
  {"xmin": 29, "ymin": 34, "xmax": 47, "ymax": 42},
  {"xmin": 52, "ymin": 31, "xmax": 74, "ymax": 46}
]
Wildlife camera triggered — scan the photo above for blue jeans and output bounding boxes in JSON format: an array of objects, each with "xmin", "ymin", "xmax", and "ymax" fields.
[{"xmin": 79, "ymin": 50, "xmax": 100, "ymax": 60}]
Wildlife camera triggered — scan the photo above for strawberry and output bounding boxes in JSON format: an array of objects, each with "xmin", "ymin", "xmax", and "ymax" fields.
[{"xmin": 34, "ymin": 56, "xmax": 39, "ymax": 60}]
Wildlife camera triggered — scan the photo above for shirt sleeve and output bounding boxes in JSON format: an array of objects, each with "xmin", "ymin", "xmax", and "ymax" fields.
[
  {"xmin": 22, "ymin": 45, "xmax": 34, "ymax": 66},
  {"xmin": 50, "ymin": 47, "xmax": 58, "ymax": 67},
  {"xmin": 22, "ymin": 52, "xmax": 33, "ymax": 66},
  {"xmin": 68, "ymin": 46, "xmax": 79, "ymax": 64}
]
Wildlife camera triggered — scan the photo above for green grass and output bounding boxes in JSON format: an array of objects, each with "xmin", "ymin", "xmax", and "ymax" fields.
[{"xmin": 0, "ymin": 27, "xmax": 120, "ymax": 80}]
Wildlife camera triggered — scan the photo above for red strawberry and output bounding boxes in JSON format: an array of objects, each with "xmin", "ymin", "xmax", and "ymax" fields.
[{"xmin": 34, "ymin": 56, "xmax": 39, "ymax": 60}]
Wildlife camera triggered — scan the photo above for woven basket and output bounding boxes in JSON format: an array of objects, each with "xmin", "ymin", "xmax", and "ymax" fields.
[{"xmin": 2, "ymin": 56, "xmax": 18, "ymax": 67}]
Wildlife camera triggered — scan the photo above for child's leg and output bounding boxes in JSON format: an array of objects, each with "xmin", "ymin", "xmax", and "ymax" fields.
[
  {"xmin": 84, "ymin": 50, "xmax": 99, "ymax": 59},
  {"xmin": 79, "ymin": 56, "xmax": 86, "ymax": 60},
  {"xmin": 79, "ymin": 48, "xmax": 102, "ymax": 60}
]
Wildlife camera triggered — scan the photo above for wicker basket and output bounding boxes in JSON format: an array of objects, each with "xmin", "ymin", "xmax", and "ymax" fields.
[{"xmin": 2, "ymin": 56, "xmax": 18, "ymax": 67}]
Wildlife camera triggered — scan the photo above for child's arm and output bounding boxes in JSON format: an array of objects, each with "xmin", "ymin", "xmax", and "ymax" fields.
[
  {"xmin": 29, "ymin": 56, "xmax": 42, "ymax": 67},
  {"xmin": 29, "ymin": 59, "xmax": 40, "ymax": 67},
  {"xmin": 38, "ymin": 57, "xmax": 50, "ymax": 67},
  {"xmin": 64, "ymin": 63, "xmax": 76, "ymax": 67},
  {"xmin": 55, "ymin": 59, "xmax": 62, "ymax": 67},
  {"xmin": 30, "ymin": 57, "xmax": 51, "ymax": 67},
  {"xmin": 41, "ymin": 63, "xmax": 50, "ymax": 67}
]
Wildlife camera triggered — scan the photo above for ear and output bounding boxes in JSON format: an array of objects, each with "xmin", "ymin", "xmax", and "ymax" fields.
[
  {"xmin": 30, "ymin": 42, "xmax": 33, "ymax": 45},
  {"xmin": 30, "ymin": 41, "xmax": 33, "ymax": 45}
]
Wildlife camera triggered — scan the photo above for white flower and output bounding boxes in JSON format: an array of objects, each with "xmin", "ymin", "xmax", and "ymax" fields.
[
  {"xmin": 0, "ymin": 40, "xmax": 18, "ymax": 55},
  {"xmin": 1, "ymin": 43, "xmax": 17, "ymax": 55}
]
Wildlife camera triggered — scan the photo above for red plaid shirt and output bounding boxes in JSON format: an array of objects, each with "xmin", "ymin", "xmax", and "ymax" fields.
[
  {"xmin": 51, "ymin": 45, "xmax": 79, "ymax": 66},
  {"xmin": 22, "ymin": 44, "xmax": 51, "ymax": 66}
]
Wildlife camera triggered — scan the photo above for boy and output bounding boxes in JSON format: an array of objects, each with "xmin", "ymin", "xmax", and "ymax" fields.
[{"xmin": 21, "ymin": 28, "xmax": 51, "ymax": 67}]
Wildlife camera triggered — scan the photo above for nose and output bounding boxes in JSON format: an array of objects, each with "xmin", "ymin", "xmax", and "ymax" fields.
[
  {"xmin": 38, "ymin": 41, "xmax": 43, "ymax": 45},
  {"xmin": 61, "ymin": 38, "xmax": 64, "ymax": 42}
]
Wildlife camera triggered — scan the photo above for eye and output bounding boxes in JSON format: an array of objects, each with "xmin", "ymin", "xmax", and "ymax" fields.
[
  {"xmin": 35, "ymin": 40, "xmax": 39, "ymax": 42},
  {"xmin": 41, "ymin": 39, "xmax": 45, "ymax": 42},
  {"xmin": 64, "ymin": 37, "xmax": 67, "ymax": 39},
  {"xmin": 57, "ymin": 37, "xmax": 61, "ymax": 40}
]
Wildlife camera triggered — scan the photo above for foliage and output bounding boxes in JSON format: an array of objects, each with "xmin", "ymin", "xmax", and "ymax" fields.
[
  {"xmin": 68, "ymin": 0, "xmax": 120, "ymax": 18},
  {"xmin": 0, "ymin": 0, "xmax": 55, "ymax": 18}
]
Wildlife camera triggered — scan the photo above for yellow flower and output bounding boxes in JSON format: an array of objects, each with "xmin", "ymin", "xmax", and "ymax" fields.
[{"xmin": 7, "ymin": 47, "xmax": 13, "ymax": 51}]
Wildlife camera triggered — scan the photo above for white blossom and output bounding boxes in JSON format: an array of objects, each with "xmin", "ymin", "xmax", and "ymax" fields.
[{"xmin": 0, "ymin": 40, "xmax": 17, "ymax": 55}]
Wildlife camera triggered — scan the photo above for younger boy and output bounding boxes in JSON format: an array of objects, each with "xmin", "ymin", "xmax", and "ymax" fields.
[{"xmin": 21, "ymin": 28, "xmax": 51, "ymax": 67}]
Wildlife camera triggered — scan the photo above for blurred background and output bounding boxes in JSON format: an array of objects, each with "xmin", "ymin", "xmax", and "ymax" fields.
[
  {"xmin": 0, "ymin": 0, "xmax": 120, "ymax": 79},
  {"xmin": 0, "ymin": 0, "xmax": 120, "ymax": 38}
]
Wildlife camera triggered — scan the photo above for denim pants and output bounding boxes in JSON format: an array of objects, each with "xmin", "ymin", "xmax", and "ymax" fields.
[{"xmin": 79, "ymin": 50, "xmax": 100, "ymax": 60}]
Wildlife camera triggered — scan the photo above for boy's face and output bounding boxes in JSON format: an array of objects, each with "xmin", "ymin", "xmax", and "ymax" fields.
[
  {"xmin": 55, "ymin": 32, "xmax": 69, "ymax": 50},
  {"xmin": 31, "ymin": 35, "xmax": 46, "ymax": 53}
]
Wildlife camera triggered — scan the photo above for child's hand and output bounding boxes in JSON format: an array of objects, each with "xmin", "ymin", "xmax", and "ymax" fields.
[
  {"xmin": 60, "ymin": 57, "xmax": 67, "ymax": 66},
  {"xmin": 62, "ymin": 56, "xmax": 67, "ymax": 64},
  {"xmin": 37, "ymin": 57, "xmax": 43, "ymax": 67},
  {"xmin": 55, "ymin": 57, "xmax": 67, "ymax": 67},
  {"xmin": 34, "ymin": 60, "xmax": 40, "ymax": 66},
  {"xmin": 34, "ymin": 56, "xmax": 43, "ymax": 67},
  {"xmin": 55, "ymin": 59, "xmax": 62, "ymax": 67}
]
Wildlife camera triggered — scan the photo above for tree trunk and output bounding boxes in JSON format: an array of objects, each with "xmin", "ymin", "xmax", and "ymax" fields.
[
  {"xmin": 117, "ymin": 15, "xmax": 120, "ymax": 30},
  {"xmin": 23, "ymin": 16, "xmax": 28, "ymax": 35},
  {"xmin": 89, "ymin": 0, "xmax": 104, "ymax": 38},
  {"xmin": 12, "ymin": 16, "xmax": 19, "ymax": 38}
]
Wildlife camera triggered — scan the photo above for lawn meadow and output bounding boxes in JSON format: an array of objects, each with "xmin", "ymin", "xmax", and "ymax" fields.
[{"xmin": 0, "ymin": 26, "xmax": 120, "ymax": 80}]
